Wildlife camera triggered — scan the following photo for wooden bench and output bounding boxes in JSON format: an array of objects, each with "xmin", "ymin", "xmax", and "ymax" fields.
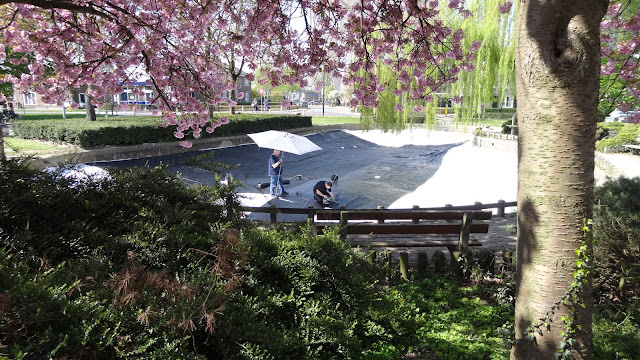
[
  {"xmin": 314, "ymin": 209, "xmax": 492, "ymax": 261},
  {"xmin": 623, "ymin": 144, "xmax": 640, "ymax": 155}
]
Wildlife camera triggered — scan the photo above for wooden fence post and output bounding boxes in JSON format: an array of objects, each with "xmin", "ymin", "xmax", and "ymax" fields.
[
  {"xmin": 433, "ymin": 250, "xmax": 447, "ymax": 274},
  {"xmin": 399, "ymin": 252, "xmax": 409, "ymax": 280},
  {"xmin": 366, "ymin": 250, "xmax": 376, "ymax": 264},
  {"xmin": 270, "ymin": 205, "xmax": 277, "ymax": 224},
  {"xmin": 384, "ymin": 251, "xmax": 393, "ymax": 277},
  {"xmin": 412, "ymin": 205, "xmax": 420, "ymax": 224},
  {"xmin": 339, "ymin": 211, "xmax": 349, "ymax": 240},
  {"xmin": 307, "ymin": 206, "xmax": 315, "ymax": 222},
  {"xmin": 417, "ymin": 252, "xmax": 428, "ymax": 277},
  {"xmin": 497, "ymin": 200, "xmax": 506, "ymax": 217}
]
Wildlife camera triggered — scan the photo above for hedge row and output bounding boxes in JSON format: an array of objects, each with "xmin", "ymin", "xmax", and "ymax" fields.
[
  {"xmin": 596, "ymin": 122, "xmax": 640, "ymax": 152},
  {"xmin": 478, "ymin": 108, "xmax": 517, "ymax": 120},
  {"xmin": 11, "ymin": 114, "xmax": 312, "ymax": 148}
]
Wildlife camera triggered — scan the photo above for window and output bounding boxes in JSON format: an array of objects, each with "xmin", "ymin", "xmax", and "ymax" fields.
[
  {"xmin": 23, "ymin": 92, "xmax": 37, "ymax": 106},
  {"xmin": 145, "ymin": 91, "xmax": 153, "ymax": 103},
  {"xmin": 78, "ymin": 93, "xmax": 86, "ymax": 104},
  {"xmin": 503, "ymin": 96, "xmax": 514, "ymax": 108}
]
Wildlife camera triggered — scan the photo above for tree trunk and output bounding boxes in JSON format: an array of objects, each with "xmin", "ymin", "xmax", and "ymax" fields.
[
  {"xmin": 85, "ymin": 94, "xmax": 96, "ymax": 121},
  {"xmin": 230, "ymin": 83, "xmax": 237, "ymax": 115},
  {"xmin": 512, "ymin": 1, "xmax": 608, "ymax": 359},
  {"xmin": 0, "ymin": 123, "xmax": 5, "ymax": 160}
]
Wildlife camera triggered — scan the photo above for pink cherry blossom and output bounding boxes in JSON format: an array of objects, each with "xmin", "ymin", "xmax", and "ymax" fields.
[
  {"xmin": 498, "ymin": 2, "xmax": 513, "ymax": 14},
  {"xmin": 5, "ymin": 0, "xmax": 617, "ymax": 149}
]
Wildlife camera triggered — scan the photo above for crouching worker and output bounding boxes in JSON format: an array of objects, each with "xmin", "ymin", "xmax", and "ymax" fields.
[{"xmin": 313, "ymin": 181, "xmax": 336, "ymax": 206}]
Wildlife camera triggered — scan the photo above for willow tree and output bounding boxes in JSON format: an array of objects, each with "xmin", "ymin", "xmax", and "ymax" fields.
[
  {"xmin": 449, "ymin": 0, "xmax": 516, "ymax": 122},
  {"xmin": 367, "ymin": 0, "xmax": 516, "ymax": 130}
]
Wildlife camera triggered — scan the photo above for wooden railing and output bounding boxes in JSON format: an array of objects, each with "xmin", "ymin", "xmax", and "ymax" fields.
[{"xmin": 239, "ymin": 200, "xmax": 517, "ymax": 224}]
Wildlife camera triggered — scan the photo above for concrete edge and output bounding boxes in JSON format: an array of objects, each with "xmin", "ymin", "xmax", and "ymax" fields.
[{"xmin": 27, "ymin": 124, "xmax": 364, "ymax": 170}]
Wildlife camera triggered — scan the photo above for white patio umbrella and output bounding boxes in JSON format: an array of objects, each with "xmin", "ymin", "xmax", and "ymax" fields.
[
  {"xmin": 247, "ymin": 130, "xmax": 322, "ymax": 155},
  {"xmin": 248, "ymin": 130, "xmax": 322, "ymax": 196}
]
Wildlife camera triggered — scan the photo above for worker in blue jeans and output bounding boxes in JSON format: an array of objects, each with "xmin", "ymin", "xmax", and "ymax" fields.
[{"xmin": 268, "ymin": 149, "xmax": 288, "ymax": 196}]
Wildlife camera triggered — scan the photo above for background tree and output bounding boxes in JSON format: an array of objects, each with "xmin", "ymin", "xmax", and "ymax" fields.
[
  {"xmin": 599, "ymin": 0, "xmax": 640, "ymax": 118},
  {"xmin": 449, "ymin": 0, "xmax": 516, "ymax": 122},
  {"xmin": 0, "ymin": 46, "xmax": 29, "ymax": 98},
  {"xmin": 0, "ymin": 1, "xmax": 479, "ymax": 146},
  {"xmin": 204, "ymin": 0, "xmax": 253, "ymax": 116}
]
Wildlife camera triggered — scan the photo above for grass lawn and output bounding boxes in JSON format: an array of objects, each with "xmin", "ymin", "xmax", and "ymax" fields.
[
  {"xmin": 312, "ymin": 116, "xmax": 361, "ymax": 126},
  {"xmin": 479, "ymin": 118, "xmax": 509, "ymax": 127},
  {"xmin": 4, "ymin": 136, "xmax": 73, "ymax": 156}
]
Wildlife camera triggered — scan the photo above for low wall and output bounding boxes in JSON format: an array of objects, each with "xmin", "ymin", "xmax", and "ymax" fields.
[{"xmin": 472, "ymin": 135, "xmax": 518, "ymax": 153}]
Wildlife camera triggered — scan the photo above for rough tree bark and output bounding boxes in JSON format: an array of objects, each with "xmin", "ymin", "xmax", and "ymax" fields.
[{"xmin": 512, "ymin": 1, "xmax": 608, "ymax": 359}]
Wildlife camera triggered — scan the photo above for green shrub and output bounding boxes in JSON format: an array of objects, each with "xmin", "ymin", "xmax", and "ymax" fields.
[
  {"xmin": 501, "ymin": 116, "xmax": 518, "ymax": 135},
  {"xmin": 593, "ymin": 177, "xmax": 640, "ymax": 311},
  {"xmin": 593, "ymin": 313, "xmax": 640, "ymax": 360},
  {"xmin": 0, "ymin": 160, "xmax": 409, "ymax": 359},
  {"xmin": 482, "ymin": 108, "xmax": 517, "ymax": 121},
  {"xmin": 205, "ymin": 227, "xmax": 413, "ymax": 359},
  {"xmin": 11, "ymin": 114, "xmax": 312, "ymax": 148},
  {"xmin": 597, "ymin": 122, "xmax": 625, "ymax": 141},
  {"xmin": 0, "ymin": 159, "xmax": 248, "ymax": 358},
  {"xmin": 0, "ymin": 160, "xmax": 244, "ymax": 269},
  {"xmin": 596, "ymin": 123, "xmax": 640, "ymax": 152}
]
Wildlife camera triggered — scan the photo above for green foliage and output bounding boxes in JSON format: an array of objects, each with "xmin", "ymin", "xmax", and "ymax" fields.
[
  {"xmin": 10, "ymin": 114, "xmax": 312, "ymax": 148},
  {"xmin": 593, "ymin": 313, "xmax": 640, "ymax": 360},
  {"xmin": 0, "ymin": 159, "xmax": 410, "ymax": 359},
  {"xmin": 593, "ymin": 177, "xmax": 640, "ymax": 311},
  {"xmin": 0, "ymin": 159, "xmax": 247, "ymax": 358},
  {"xmin": 392, "ymin": 277, "xmax": 513, "ymax": 359},
  {"xmin": 0, "ymin": 160, "xmax": 243, "ymax": 269},
  {"xmin": 502, "ymin": 115, "xmax": 517, "ymax": 135},
  {"xmin": 596, "ymin": 121, "xmax": 625, "ymax": 142},
  {"xmin": 596, "ymin": 123, "xmax": 640, "ymax": 152},
  {"xmin": 478, "ymin": 108, "xmax": 517, "ymax": 121},
  {"xmin": 4, "ymin": 158, "xmax": 639, "ymax": 359},
  {"xmin": 206, "ymin": 227, "xmax": 415, "ymax": 359},
  {"xmin": 0, "ymin": 47, "xmax": 31, "ymax": 97}
]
